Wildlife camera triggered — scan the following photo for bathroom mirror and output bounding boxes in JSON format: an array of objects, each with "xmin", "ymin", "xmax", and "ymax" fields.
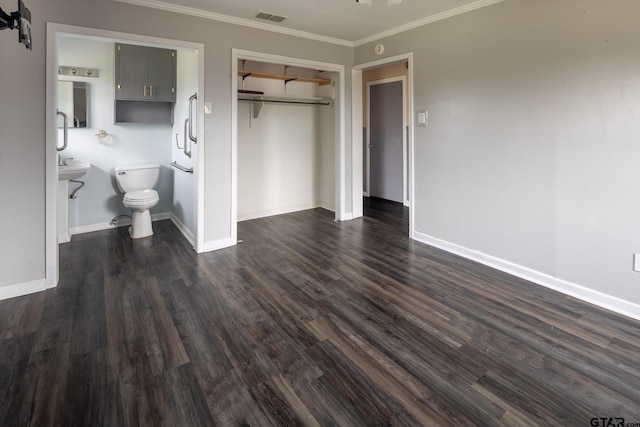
[{"xmin": 58, "ymin": 81, "xmax": 88, "ymax": 128}]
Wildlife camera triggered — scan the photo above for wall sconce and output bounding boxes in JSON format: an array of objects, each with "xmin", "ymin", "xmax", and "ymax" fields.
[{"xmin": 58, "ymin": 66, "xmax": 100, "ymax": 78}]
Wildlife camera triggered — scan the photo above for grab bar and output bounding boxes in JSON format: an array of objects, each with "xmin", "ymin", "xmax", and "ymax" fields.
[
  {"xmin": 171, "ymin": 161, "xmax": 193, "ymax": 174},
  {"xmin": 56, "ymin": 109, "xmax": 68, "ymax": 151},
  {"xmin": 188, "ymin": 93, "xmax": 197, "ymax": 143},
  {"xmin": 183, "ymin": 118, "xmax": 191, "ymax": 158}
]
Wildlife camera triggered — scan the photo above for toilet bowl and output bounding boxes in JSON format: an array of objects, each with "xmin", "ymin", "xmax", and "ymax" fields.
[
  {"xmin": 115, "ymin": 164, "xmax": 160, "ymax": 239},
  {"xmin": 123, "ymin": 189, "xmax": 159, "ymax": 238}
]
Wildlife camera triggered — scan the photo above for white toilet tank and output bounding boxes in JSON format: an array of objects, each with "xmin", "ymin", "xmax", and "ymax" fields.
[{"xmin": 115, "ymin": 164, "xmax": 160, "ymax": 193}]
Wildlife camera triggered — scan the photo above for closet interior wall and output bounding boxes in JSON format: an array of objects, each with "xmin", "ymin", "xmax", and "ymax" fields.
[{"xmin": 237, "ymin": 60, "xmax": 335, "ymax": 221}]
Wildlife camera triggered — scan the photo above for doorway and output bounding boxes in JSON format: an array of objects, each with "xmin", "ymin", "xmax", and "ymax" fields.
[
  {"xmin": 351, "ymin": 53, "xmax": 414, "ymax": 233},
  {"xmin": 367, "ymin": 77, "xmax": 407, "ymax": 205},
  {"xmin": 45, "ymin": 23, "xmax": 205, "ymax": 287}
]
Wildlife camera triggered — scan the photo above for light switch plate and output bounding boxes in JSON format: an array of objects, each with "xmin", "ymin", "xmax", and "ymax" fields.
[
  {"xmin": 204, "ymin": 102, "xmax": 213, "ymax": 114},
  {"xmin": 417, "ymin": 109, "xmax": 428, "ymax": 127}
]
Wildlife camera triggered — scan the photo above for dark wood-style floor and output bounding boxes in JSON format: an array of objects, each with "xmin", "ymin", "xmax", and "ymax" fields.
[{"xmin": 1, "ymin": 198, "xmax": 640, "ymax": 426}]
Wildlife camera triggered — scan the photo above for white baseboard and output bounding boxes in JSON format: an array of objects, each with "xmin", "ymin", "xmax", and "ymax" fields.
[
  {"xmin": 412, "ymin": 230, "xmax": 640, "ymax": 322},
  {"xmin": 341, "ymin": 212, "xmax": 354, "ymax": 221},
  {"xmin": 69, "ymin": 212, "xmax": 173, "ymax": 237},
  {"xmin": 199, "ymin": 237, "xmax": 236, "ymax": 253},
  {"xmin": 169, "ymin": 213, "xmax": 195, "ymax": 247},
  {"xmin": 0, "ymin": 279, "xmax": 48, "ymax": 301},
  {"xmin": 238, "ymin": 202, "xmax": 321, "ymax": 222},
  {"xmin": 318, "ymin": 200, "xmax": 336, "ymax": 213}
]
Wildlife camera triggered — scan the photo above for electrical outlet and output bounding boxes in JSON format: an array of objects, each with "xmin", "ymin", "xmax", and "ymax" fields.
[{"xmin": 634, "ymin": 253, "xmax": 640, "ymax": 272}]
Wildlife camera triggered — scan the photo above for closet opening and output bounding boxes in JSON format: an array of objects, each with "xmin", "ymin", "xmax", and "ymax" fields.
[{"xmin": 231, "ymin": 49, "xmax": 347, "ymax": 244}]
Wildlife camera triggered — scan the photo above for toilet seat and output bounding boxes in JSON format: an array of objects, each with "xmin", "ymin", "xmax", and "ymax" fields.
[{"xmin": 123, "ymin": 189, "xmax": 159, "ymax": 207}]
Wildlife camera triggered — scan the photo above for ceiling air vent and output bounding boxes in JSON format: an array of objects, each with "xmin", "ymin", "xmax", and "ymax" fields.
[{"xmin": 255, "ymin": 11, "xmax": 287, "ymax": 23}]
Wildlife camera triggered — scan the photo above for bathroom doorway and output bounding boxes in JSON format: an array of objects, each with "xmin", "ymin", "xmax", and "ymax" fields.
[{"xmin": 45, "ymin": 24, "xmax": 205, "ymax": 286}]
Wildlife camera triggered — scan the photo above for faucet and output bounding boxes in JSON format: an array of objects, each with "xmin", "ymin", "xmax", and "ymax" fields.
[{"xmin": 58, "ymin": 155, "xmax": 74, "ymax": 166}]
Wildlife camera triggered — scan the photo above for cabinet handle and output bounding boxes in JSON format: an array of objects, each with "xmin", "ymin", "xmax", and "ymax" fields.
[
  {"xmin": 143, "ymin": 85, "xmax": 147, "ymax": 97},
  {"xmin": 150, "ymin": 85, "xmax": 153, "ymax": 97}
]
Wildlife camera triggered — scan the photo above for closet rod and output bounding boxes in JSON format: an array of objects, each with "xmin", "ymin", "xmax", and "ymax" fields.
[{"xmin": 238, "ymin": 98, "xmax": 331, "ymax": 106}]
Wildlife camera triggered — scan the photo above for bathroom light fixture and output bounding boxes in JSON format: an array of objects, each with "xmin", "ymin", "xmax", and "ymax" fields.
[{"xmin": 356, "ymin": 0, "xmax": 402, "ymax": 6}]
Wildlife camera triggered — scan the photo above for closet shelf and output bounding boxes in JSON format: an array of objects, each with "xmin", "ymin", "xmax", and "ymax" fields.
[{"xmin": 238, "ymin": 70, "xmax": 332, "ymax": 86}]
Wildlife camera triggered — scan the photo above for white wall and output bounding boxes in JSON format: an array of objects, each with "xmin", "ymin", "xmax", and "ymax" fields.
[
  {"xmin": 355, "ymin": 0, "xmax": 640, "ymax": 310},
  {"xmin": 171, "ymin": 49, "xmax": 197, "ymax": 236},
  {"xmin": 0, "ymin": 0, "xmax": 353, "ymax": 292},
  {"xmin": 58, "ymin": 37, "xmax": 173, "ymax": 231},
  {"xmin": 237, "ymin": 62, "xmax": 335, "ymax": 220},
  {"xmin": 317, "ymin": 76, "xmax": 336, "ymax": 211}
]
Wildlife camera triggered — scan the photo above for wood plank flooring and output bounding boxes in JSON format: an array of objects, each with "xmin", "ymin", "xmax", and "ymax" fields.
[{"xmin": 2, "ymin": 197, "xmax": 640, "ymax": 426}]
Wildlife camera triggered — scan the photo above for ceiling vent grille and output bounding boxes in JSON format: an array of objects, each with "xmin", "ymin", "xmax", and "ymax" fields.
[{"xmin": 255, "ymin": 11, "xmax": 287, "ymax": 23}]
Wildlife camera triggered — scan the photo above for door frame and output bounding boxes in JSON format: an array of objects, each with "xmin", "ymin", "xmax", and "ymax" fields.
[
  {"xmin": 366, "ymin": 76, "xmax": 408, "ymax": 206},
  {"xmin": 351, "ymin": 53, "xmax": 414, "ymax": 230},
  {"xmin": 45, "ymin": 23, "xmax": 205, "ymax": 288}
]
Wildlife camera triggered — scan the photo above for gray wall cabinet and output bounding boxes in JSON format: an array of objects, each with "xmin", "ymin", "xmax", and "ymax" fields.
[
  {"xmin": 115, "ymin": 43, "xmax": 176, "ymax": 102},
  {"xmin": 114, "ymin": 44, "xmax": 176, "ymax": 123}
]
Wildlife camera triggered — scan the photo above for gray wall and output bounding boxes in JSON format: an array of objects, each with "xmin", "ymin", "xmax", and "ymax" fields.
[
  {"xmin": 0, "ymin": 0, "xmax": 353, "ymax": 289},
  {"xmin": 355, "ymin": 0, "xmax": 640, "ymax": 305}
]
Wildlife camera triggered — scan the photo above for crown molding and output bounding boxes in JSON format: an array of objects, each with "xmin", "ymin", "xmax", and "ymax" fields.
[
  {"xmin": 353, "ymin": 0, "xmax": 505, "ymax": 46},
  {"xmin": 114, "ymin": 0, "xmax": 504, "ymax": 48},
  {"xmin": 113, "ymin": 0, "xmax": 355, "ymax": 47}
]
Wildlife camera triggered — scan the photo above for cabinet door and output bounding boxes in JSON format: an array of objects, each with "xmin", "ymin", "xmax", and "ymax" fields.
[
  {"xmin": 146, "ymin": 47, "xmax": 176, "ymax": 102},
  {"xmin": 115, "ymin": 44, "xmax": 148, "ymax": 101}
]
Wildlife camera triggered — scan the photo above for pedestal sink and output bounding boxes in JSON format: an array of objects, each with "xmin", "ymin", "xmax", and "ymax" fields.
[
  {"xmin": 58, "ymin": 160, "xmax": 91, "ymax": 243},
  {"xmin": 58, "ymin": 160, "xmax": 91, "ymax": 181}
]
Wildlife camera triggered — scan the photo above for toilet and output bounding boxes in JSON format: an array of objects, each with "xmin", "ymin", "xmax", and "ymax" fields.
[{"xmin": 114, "ymin": 164, "xmax": 160, "ymax": 239}]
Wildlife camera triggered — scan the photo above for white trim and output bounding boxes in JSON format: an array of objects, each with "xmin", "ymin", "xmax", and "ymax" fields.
[
  {"xmin": 46, "ymin": 25, "xmax": 59, "ymax": 289},
  {"xmin": 68, "ymin": 212, "xmax": 170, "ymax": 234},
  {"xmin": 114, "ymin": 0, "xmax": 353, "ymax": 47},
  {"xmin": 231, "ymin": 49, "xmax": 347, "ymax": 233},
  {"xmin": 353, "ymin": 0, "xmax": 505, "ymax": 46},
  {"xmin": 194, "ymin": 49, "xmax": 206, "ymax": 254},
  {"xmin": 170, "ymin": 213, "xmax": 195, "ymax": 246},
  {"xmin": 412, "ymin": 231, "xmax": 640, "ymax": 322},
  {"xmin": 46, "ymin": 23, "xmax": 205, "ymax": 290},
  {"xmin": 238, "ymin": 203, "xmax": 323, "ymax": 222},
  {"xmin": 0, "ymin": 279, "xmax": 49, "ymax": 301},
  {"xmin": 351, "ymin": 69, "xmax": 364, "ymax": 219},
  {"xmin": 66, "ymin": 212, "xmax": 195, "ymax": 246},
  {"xmin": 200, "ymin": 237, "xmax": 237, "ymax": 253},
  {"xmin": 113, "ymin": 0, "xmax": 503, "ymax": 48}
]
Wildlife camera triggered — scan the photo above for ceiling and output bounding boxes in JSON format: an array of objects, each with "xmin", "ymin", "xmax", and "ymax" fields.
[{"xmin": 115, "ymin": 0, "xmax": 503, "ymax": 46}]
